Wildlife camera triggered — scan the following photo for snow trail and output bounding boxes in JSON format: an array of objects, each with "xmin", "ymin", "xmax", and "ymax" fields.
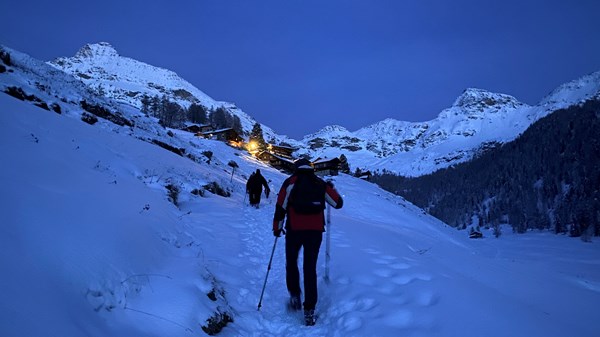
[{"xmin": 210, "ymin": 173, "xmax": 442, "ymax": 336}]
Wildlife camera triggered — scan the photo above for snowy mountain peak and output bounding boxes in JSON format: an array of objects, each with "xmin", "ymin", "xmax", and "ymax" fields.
[
  {"xmin": 298, "ymin": 85, "xmax": 539, "ymax": 175},
  {"xmin": 304, "ymin": 125, "xmax": 351, "ymax": 140},
  {"xmin": 452, "ymin": 88, "xmax": 523, "ymax": 111},
  {"xmin": 358, "ymin": 118, "xmax": 412, "ymax": 132},
  {"xmin": 74, "ymin": 42, "xmax": 119, "ymax": 59},
  {"xmin": 319, "ymin": 124, "xmax": 350, "ymax": 134},
  {"xmin": 47, "ymin": 42, "xmax": 280, "ymax": 139},
  {"xmin": 49, "ymin": 43, "xmax": 217, "ymax": 111},
  {"xmin": 539, "ymin": 70, "xmax": 600, "ymax": 108}
]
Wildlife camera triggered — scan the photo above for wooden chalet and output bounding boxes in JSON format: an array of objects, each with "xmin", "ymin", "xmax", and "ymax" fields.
[
  {"xmin": 266, "ymin": 143, "xmax": 297, "ymax": 159},
  {"xmin": 184, "ymin": 123, "xmax": 212, "ymax": 134},
  {"xmin": 358, "ymin": 170, "xmax": 372, "ymax": 181},
  {"xmin": 199, "ymin": 127, "xmax": 243, "ymax": 143},
  {"xmin": 469, "ymin": 229, "xmax": 483, "ymax": 239},
  {"xmin": 257, "ymin": 151, "xmax": 296, "ymax": 172},
  {"xmin": 312, "ymin": 157, "xmax": 341, "ymax": 176}
]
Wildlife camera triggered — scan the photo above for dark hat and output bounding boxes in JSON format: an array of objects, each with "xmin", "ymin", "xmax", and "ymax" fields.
[{"xmin": 294, "ymin": 158, "xmax": 313, "ymax": 171}]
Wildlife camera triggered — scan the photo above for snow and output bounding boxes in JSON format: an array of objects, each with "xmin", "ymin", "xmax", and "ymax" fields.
[
  {"xmin": 539, "ymin": 71, "xmax": 600, "ymax": 110},
  {"xmin": 300, "ymin": 74, "xmax": 600, "ymax": 177},
  {"xmin": 2, "ymin": 93, "xmax": 600, "ymax": 337},
  {"xmin": 47, "ymin": 42, "xmax": 283, "ymax": 142},
  {"xmin": 50, "ymin": 42, "xmax": 216, "ymax": 108},
  {"xmin": 19, "ymin": 41, "xmax": 600, "ymax": 178}
]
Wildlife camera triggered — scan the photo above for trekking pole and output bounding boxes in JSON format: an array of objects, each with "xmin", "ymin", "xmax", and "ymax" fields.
[
  {"xmin": 324, "ymin": 203, "xmax": 331, "ymax": 284},
  {"xmin": 257, "ymin": 236, "xmax": 278, "ymax": 311}
]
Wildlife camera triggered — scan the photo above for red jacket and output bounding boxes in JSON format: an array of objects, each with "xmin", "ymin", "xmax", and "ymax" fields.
[{"xmin": 272, "ymin": 171, "xmax": 343, "ymax": 232}]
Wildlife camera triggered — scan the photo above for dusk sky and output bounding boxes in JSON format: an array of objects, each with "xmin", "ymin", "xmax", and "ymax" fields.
[{"xmin": 3, "ymin": 0, "xmax": 600, "ymax": 139}]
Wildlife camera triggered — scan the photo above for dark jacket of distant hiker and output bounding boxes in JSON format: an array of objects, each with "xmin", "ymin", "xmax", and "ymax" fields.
[{"xmin": 246, "ymin": 169, "xmax": 270, "ymax": 206}]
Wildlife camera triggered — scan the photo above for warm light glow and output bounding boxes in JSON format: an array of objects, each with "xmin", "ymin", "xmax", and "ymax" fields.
[
  {"xmin": 228, "ymin": 140, "xmax": 243, "ymax": 148},
  {"xmin": 247, "ymin": 140, "xmax": 258, "ymax": 152}
]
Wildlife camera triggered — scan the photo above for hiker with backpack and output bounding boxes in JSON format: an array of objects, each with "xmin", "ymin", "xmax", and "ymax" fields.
[
  {"xmin": 272, "ymin": 158, "xmax": 344, "ymax": 326},
  {"xmin": 246, "ymin": 169, "xmax": 270, "ymax": 208}
]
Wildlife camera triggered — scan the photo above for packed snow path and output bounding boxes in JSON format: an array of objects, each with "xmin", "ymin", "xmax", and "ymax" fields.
[
  {"xmin": 180, "ymin": 167, "xmax": 600, "ymax": 337},
  {"xmin": 205, "ymin": 174, "xmax": 445, "ymax": 336}
]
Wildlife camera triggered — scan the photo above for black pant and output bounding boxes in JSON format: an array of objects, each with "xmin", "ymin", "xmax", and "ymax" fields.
[
  {"xmin": 285, "ymin": 230, "xmax": 323, "ymax": 310},
  {"xmin": 249, "ymin": 190, "xmax": 261, "ymax": 206}
]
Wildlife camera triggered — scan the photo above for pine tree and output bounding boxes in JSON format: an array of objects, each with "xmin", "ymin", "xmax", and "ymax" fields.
[
  {"xmin": 150, "ymin": 95, "xmax": 161, "ymax": 118},
  {"xmin": 140, "ymin": 94, "xmax": 152, "ymax": 114},
  {"xmin": 249, "ymin": 123, "xmax": 266, "ymax": 150},
  {"xmin": 153, "ymin": 95, "xmax": 186, "ymax": 128},
  {"xmin": 210, "ymin": 107, "xmax": 229, "ymax": 129},
  {"xmin": 187, "ymin": 103, "xmax": 208, "ymax": 124},
  {"xmin": 232, "ymin": 115, "xmax": 243, "ymax": 135}
]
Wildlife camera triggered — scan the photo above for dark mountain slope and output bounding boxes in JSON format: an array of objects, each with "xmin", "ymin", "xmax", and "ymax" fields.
[{"xmin": 373, "ymin": 99, "xmax": 600, "ymax": 238}]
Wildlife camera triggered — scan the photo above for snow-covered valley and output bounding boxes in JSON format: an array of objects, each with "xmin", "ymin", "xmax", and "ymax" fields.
[{"xmin": 1, "ymin": 94, "xmax": 599, "ymax": 337}]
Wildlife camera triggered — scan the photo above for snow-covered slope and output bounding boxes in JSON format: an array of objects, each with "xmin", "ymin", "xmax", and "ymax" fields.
[
  {"xmin": 0, "ymin": 44, "xmax": 239, "ymax": 172},
  {"xmin": 302, "ymin": 74, "xmax": 600, "ymax": 176},
  {"xmin": 50, "ymin": 42, "xmax": 217, "ymax": 108},
  {"xmin": 539, "ymin": 71, "xmax": 600, "ymax": 110},
  {"xmin": 2, "ymin": 93, "xmax": 599, "ymax": 336},
  {"xmin": 0, "ymin": 45, "xmax": 116, "ymax": 115},
  {"xmin": 0, "ymin": 93, "xmax": 246, "ymax": 336},
  {"xmin": 48, "ymin": 42, "xmax": 281, "ymax": 140},
  {"xmin": 299, "ymin": 88, "xmax": 530, "ymax": 174}
]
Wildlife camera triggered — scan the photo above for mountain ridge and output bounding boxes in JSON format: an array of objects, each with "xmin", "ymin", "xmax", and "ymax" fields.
[
  {"xmin": 300, "ymin": 71, "xmax": 600, "ymax": 176},
  {"xmin": 3, "ymin": 42, "xmax": 600, "ymax": 177},
  {"xmin": 48, "ymin": 42, "xmax": 282, "ymax": 142}
]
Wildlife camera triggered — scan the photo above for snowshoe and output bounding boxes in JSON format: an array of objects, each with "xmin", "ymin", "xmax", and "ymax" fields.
[{"xmin": 304, "ymin": 309, "xmax": 316, "ymax": 326}]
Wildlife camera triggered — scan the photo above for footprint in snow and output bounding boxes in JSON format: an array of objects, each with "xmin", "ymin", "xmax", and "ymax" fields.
[
  {"xmin": 391, "ymin": 273, "xmax": 432, "ymax": 286},
  {"xmin": 415, "ymin": 291, "xmax": 439, "ymax": 307},
  {"xmin": 382, "ymin": 309, "xmax": 413, "ymax": 329},
  {"xmin": 337, "ymin": 312, "xmax": 362, "ymax": 331},
  {"xmin": 373, "ymin": 268, "xmax": 395, "ymax": 278},
  {"xmin": 362, "ymin": 248, "xmax": 381, "ymax": 255}
]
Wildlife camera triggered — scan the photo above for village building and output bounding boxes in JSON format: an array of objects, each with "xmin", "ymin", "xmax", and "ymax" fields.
[
  {"xmin": 357, "ymin": 170, "xmax": 372, "ymax": 181},
  {"xmin": 257, "ymin": 151, "xmax": 295, "ymax": 172},
  {"xmin": 266, "ymin": 143, "xmax": 297, "ymax": 159},
  {"xmin": 184, "ymin": 123, "xmax": 212, "ymax": 134},
  {"xmin": 312, "ymin": 157, "xmax": 341, "ymax": 176},
  {"xmin": 199, "ymin": 128, "xmax": 243, "ymax": 145}
]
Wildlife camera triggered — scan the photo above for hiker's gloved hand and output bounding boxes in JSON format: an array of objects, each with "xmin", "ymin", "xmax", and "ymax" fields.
[{"xmin": 273, "ymin": 228, "xmax": 285, "ymax": 237}]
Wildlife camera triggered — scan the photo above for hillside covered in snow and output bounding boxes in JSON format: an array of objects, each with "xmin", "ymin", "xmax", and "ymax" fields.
[
  {"xmin": 2, "ymin": 92, "xmax": 600, "ymax": 337},
  {"xmin": 48, "ymin": 42, "xmax": 282, "ymax": 142}
]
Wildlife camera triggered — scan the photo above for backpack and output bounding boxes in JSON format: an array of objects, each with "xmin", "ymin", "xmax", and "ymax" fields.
[{"xmin": 289, "ymin": 173, "xmax": 326, "ymax": 214}]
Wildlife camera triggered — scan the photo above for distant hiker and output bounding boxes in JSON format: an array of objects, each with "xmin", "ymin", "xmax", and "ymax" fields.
[
  {"xmin": 272, "ymin": 158, "xmax": 343, "ymax": 326},
  {"xmin": 246, "ymin": 169, "xmax": 270, "ymax": 208}
]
